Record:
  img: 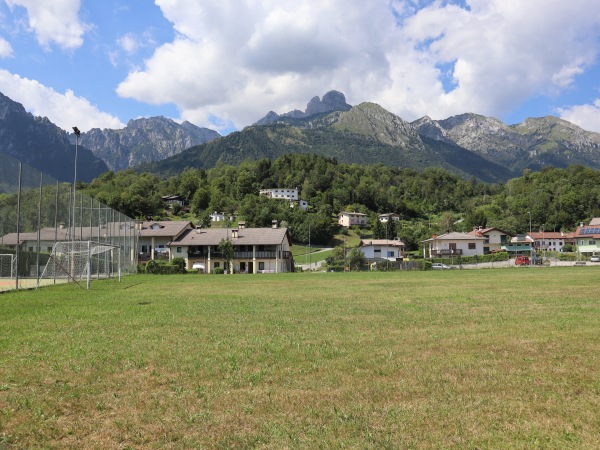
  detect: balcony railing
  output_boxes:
[431,249,463,256]
[187,250,292,260]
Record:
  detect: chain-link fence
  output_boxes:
[0,152,137,292]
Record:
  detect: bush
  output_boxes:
[213,267,225,275]
[142,259,187,275]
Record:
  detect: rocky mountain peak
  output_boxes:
[254,90,352,125]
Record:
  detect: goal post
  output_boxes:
[0,254,16,278]
[41,241,120,289]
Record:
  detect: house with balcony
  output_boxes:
[501,234,534,255]
[169,222,293,273]
[467,226,511,254]
[137,220,193,261]
[422,232,486,259]
[573,223,600,255]
[359,239,405,262]
[338,211,368,227]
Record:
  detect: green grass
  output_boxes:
[1,268,600,448]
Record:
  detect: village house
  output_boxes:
[338,211,368,227]
[528,230,575,253]
[573,221,600,255]
[168,222,293,273]
[259,188,308,210]
[422,232,486,259]
[161,195,185,208]
[501,234,534,255]
[137,220,193,261]
[467,226,511,254]
[359,239,405,262]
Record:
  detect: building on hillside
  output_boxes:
[137,220,193,261]
[422,232,486,259]
[161,195,185,208]
[169,222,293,273]
[378,213,400,223]
[573,224,600,255]
[467,226,511,254]
[259,188,299,201]
[528,230,575,253]
[359,239,405,262]
[338,211,368,227]
[260,188,308,210]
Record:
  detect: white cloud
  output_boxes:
[0,69,124,131]
[558,100,600,133]
[0,37,13,57]
[115,0,600,130]
[5,0,88,49]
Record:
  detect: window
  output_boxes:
[468,243,476,250]
[177,247,182,253]
[589,240,596,246]
[47,247,52,252]
[259,262,265,270]
[387,251,395,257]
[214,262,220,268]
[374,248,381,253]
[29,247,33,252]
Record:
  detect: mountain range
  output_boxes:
[2,90,600,184]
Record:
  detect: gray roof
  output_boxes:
[138,221,192,238]
[171,227,290,247]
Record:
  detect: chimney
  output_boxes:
[135,220,143,230]
[272,219,278,229]
[59,222,65,229]
[232,228,238,239]
[195,225,202,234]
[238,221,246,229]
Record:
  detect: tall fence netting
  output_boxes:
[0,152,137,291]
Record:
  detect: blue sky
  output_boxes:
[1,0,600,135]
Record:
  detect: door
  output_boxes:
[248,262,254,274]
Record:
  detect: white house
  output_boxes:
[467,226,511,254]
[259,188,299,201]
[338,211,368,227]
[528,230,575,253]
[359,239,405,261]
[422,232,486,259]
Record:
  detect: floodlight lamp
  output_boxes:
[72,126,81,137]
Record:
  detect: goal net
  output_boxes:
[0,254,15,278]
[41,241,120,284]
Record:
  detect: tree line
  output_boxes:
[77,154,600,249]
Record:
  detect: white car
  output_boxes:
[432,263,452,270]
[591,255,600,262]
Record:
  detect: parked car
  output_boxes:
[531,255,543,265]
[591,255,600,262]
[432,263,452,270]
[515,255,530,266]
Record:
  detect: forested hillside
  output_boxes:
[79,155,600,249]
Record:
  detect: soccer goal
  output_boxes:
[41,241,121,288]
[0,254,16,278]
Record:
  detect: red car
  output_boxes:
[515,255,530,266]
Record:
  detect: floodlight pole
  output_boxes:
[72,127,81,243]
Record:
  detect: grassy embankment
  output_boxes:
[1,268,599,448]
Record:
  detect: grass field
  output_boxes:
[1,268,600,448]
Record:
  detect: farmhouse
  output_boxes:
[422,232,486,259]
[378,213,400,223]
[169,223,293,273]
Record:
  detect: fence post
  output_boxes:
[15,163,22,290]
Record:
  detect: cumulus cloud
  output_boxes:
[114,0,600,131]
[0,69,124,131]
[5,0,88,49]
[0,37,13,57]
[558,100,600,133]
